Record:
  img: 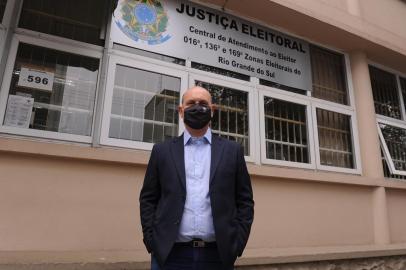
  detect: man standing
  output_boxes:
[140,86,254,270]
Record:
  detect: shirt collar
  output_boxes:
[184,128,212,146]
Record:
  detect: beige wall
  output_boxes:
[299,0,406,39]
[248,178,374,249]
[387,189,406,244]
[359,0,406,39]
[0,153,144,251]
[319,0,348,12]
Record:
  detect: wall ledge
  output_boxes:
[1,136,406,189]
[239,243,406,265]
[0,136,151,166]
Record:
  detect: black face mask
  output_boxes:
[183,104,212,129]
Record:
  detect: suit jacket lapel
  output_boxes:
[170,134,186,192]
[210,135,225,185]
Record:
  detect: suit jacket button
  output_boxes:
[174,220,180,225]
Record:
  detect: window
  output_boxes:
[258,55,360,173]
[259,91,315,169]
[310,45,349,105]
[0,36,101,142]
[18,0,107,45]
[369,65,402,119]
[312,103,359,172]
[264,97,309,163]
[0,0,105,143]
[109,65,179,143]
[370,64,406,179]
[316,108,354,168]
[258,45,359,172]
[378,121,406,177]
[100,55,187,150]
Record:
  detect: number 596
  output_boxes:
[27,75,48,85]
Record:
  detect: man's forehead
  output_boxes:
[182,87,212,103]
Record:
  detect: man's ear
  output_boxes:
[178,105,184,119]
[210,104,217,118]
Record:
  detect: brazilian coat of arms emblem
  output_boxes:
[115,0,171,45]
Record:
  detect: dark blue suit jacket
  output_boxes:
[139,134,254,267]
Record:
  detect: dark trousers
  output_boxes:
[151,244,233,270]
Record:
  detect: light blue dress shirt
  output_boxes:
[176,128,216,242]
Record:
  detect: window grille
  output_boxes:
[316,108,354,168]
[310,45,348,105]
[19,0,106,45]
[369,66,401,119]
[108,65,180,143]
[263,97,309,163]
[195,80,249,155]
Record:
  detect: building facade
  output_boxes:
[0,0,405,269]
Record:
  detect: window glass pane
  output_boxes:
[191,62,250,81]
[379,123,406,174]
[18,0,105,46]
[369,66,401,119]
[310,45,348,105]
[263,97,309,163]
[3,43,99,136]
[381,149,406,180]
[0,0,6,23]
[195,81,249,155]
[400,77,406,115]
[109,65,180,144]
[316,108,354,168]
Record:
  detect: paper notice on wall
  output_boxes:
[18,67,54,91]
[4,95,34,128]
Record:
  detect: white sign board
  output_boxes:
[18,67,54,91]
[4,95,34,128]
[111,0,312,91]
